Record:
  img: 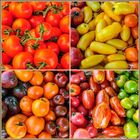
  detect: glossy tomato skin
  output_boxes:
[12,52,33,69]
[2,52,11,64]
[12,18,31,35]
[2,10,13,26]
[60,52,69,69]
[57,34,69,53]
[61,3,70,16]
[51,27,62,38]
[30,2,46,11]
[3,35,23,58]
[34,49,58,69]
[60,15,69,33]
[29,15,44,28]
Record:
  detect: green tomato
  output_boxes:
[118,90,129,100]
[76,23,89,35]
[124,71,130,78]
[124,121,138,138]
[121,98,133,110]
[133,71,138,79]
[126,108,136,119]
[116,75,128,88]
[133,109,139,123]
[124,80,138,94]
[129,94,138,108]
[130,77,138,83]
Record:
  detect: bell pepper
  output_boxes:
[101,2,121,22]
[90,41,117,54]
[86,1,101,12]
[95,19,107,34]
[113,2,135,15]
[77,31,95,51]
[120,25,130,41]
[107,54,126,62]
[81,55,105,68]
[96,22,122,42]
[84,6,93,23]
[133,109,138,123]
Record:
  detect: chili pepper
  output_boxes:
[84,6,93,23]
[120,25,130,41]
[86,1,101,12]
[95,19,107,34]
[84,47,94,57]
[107,54,126,62]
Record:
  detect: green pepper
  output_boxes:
[118,89,129,100]
[124,80,138,94]
[116,75,128,88]
[129,94,138,108]
[133,71,138,79]
[124,121,138,138]
[126,108,136,119]
[133,109,138,123]
[121,97,133,110]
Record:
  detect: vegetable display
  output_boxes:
[71,1,138,69]
[2,70,69,138]
[2,2,70,69]
[70,70,138,138]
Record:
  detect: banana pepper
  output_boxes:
[84,6,93,23]
[86,1,101,12]
[96,19,107,34]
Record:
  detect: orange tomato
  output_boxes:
[24,134,36,138]
[32,98,50,117]
[125,47,138,62]
[44,110,56,121]
[27,86,44,99]
[22,111,33,117]
[6,114,27,138]
[38,131,52,138]
[14,70,33,82]
[29,71,43,86]
[44,71,54,82]
[128,62,138,69]
[131,26,138,39]
[20,96,33,113]
[124,14,138,27]
[25,116,45,135]
[44,82,59,99]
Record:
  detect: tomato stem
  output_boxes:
[38,62,47,69]
[26,62,34,69]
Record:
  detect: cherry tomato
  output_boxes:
[12,52,33,69]
[61,3,70,16]
[30,2,46,11]
[45,42,60,55]
[2,10,13,26]
[2,52,12,65]
[51,27,62,38]
[57,34,69,53]
[34,49,58,69]
[60,52,70,69]
[12,18,31,35]
[3,35,23,58]
[70,84,81,96]
[60,15,69,33]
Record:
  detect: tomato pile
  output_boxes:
[70,70,138,138]
[71,1,138,69]
[2,2,70,69]
[2,70,69,138]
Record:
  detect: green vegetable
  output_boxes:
[115,71,124,74]
[130,76,138,83]
[124,80,138,94]
[126,108,136,119]
[129,94,138,108]
[121,97,133,110]
[118,89,129,100]
[133,71,138,79]
[133,109,138,123]
[124,121,138,138]
[116,75,128,88]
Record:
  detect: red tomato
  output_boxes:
[60,52,69,69]
[70,84,81,96]
[35,23,52,40]
[12,18,31,35]
[29,16,44,28]
[45,42,60,55]
[131,26,138,39]
[60,15,69,33]
[2,25,14,40]
[51,2,63,7]
[34,49,58,69]
[57,34,69,53]
[45,11,63,27]
[61,3,70,16]
[3,35,23,58]
[25,41,46,55]
[51,27,62,38]
[70,122,77,138]
[2,10,13,26]
[30,2,46,11]
[10,2,33,19]
[2,52,12,64]
[12,52,33,69]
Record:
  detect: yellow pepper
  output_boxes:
[120,25,130,41]
[86,1,101,12]
[81,55,105,68]
[127,36,134,46]
[84,6,93,23]
[96,22,122,42]
[103,14,113,25]
[76,23,89,35]
[92,65,104,69]
[95,12,105,25]
[101,2,121,22]
[113,2,135,15]
[107,54,126,62]
[85,47,94,57]
[105,61,128,69]
[106,39,127,50]
[88,19,96,31]
[90,41,117,54]
[96,19,107,35]
[77,31,95,51]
